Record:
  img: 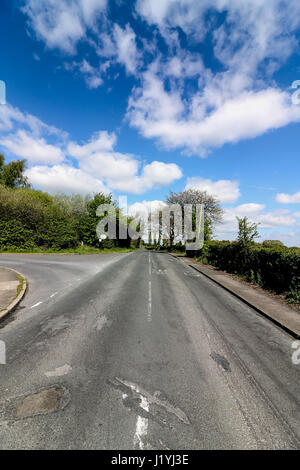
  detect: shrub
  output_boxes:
[198,241,300,299]
[0,185,78,249]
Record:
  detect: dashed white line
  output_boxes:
[30,301,43,309]
[148,281,152,323]
[148,252,152,322]
[50,292,58,298]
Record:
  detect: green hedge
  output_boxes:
[199,241,300,296]
[0,186,78,249]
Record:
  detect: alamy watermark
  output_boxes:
[0,80,6,105]
[95,196,205,251]
[291,80,300,105]
[291,341,300,365]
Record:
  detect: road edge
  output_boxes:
[171,255,300,339]
[0,268,27,321]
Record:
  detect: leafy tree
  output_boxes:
[166,189,224,224]
[0,154,30,189]
[262,240,285,248]
[0,185,78,249]
[162,189,223,246]
[79,193,114,246]
[236,217,260,246]
[52,192,91,222]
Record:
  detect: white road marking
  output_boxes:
[155,269,167,275]
[50,292,58,298]
[121,381,149,450]
[147,252,152,322]
[30,302,42,309]
[148,281,152,323]
[184,271,200,277]
[134,395,149,450]
[45,364,72,377]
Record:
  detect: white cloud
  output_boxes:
[0,103,181,195]
[128,74,300,155]
[276,191,300,204]
[0,103,66,138]
[112,24,140,75]
[0,130,64,164]
[22,0,107,54]
[76,59,103,89]
[263,231,300,248]
[69,133,183,194]
[185,177,240,203]
[128,200,167,217]
[218,205,296,234]
[68,130,116,157]
[127,1,300,154]
[214,204,298,244]
[136,1,300,68]
[25,165,109,195]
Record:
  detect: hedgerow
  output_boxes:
[198,241,300,299]
[0,186,78,249]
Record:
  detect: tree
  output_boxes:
[166,189,224,224]
[236,217,260,246]
[79,193,114,247]
[165,189,223,244]
[0,154,30,189]
[262,240,285,248]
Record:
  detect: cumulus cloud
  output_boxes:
[128,71,300,155]
[136,0,300,68]
[25,165,109,195]
[0,130,65,164]
[128,200,167,217]
[68,130,116,157]
[217,204,296,234]
[21,1,300,156]
[69,132,183,194]
[276,191,300,204]
[126,1,300,154]
[22,1,140,82]
[0,103,182,195]
[185,177,241,203]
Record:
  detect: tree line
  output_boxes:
[0,155,134,251]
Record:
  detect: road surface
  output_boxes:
[0,251,299,449]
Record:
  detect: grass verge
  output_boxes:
[0,246,135,255]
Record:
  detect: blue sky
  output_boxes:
[1,0,300,245]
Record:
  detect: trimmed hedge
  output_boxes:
[199,241,300,296]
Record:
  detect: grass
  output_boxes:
[0,274,26,312]
[15,274,25,298]
[0,246,136,255]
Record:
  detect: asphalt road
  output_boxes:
[0,250,299,450]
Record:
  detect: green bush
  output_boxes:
[0,185,78,249]
[198,241,300,300]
